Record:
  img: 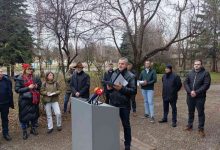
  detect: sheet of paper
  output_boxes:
[113,74,128,86]
[48,92,56,96]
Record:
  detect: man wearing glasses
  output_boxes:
[184,60,211,138]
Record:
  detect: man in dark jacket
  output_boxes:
[139,60,157,123]
[127,63,137,116]
[102,62,114,104]
[107,57,136,150]
[0,68,14,141]
[70,62,90,99]
[158,64,182,127]
[184,60,211,138]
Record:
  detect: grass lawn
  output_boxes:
[210,72,220,83]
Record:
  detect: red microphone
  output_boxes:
[88,87,104,104]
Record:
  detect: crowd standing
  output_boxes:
[0,59,211,150]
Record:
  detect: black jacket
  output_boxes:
[108,69,136,108]
[14,74,41,123]
[102,69,114,94]
[0,75,14,108]
[70,71,90,99]
[184,67,211,98]
[162,72,182,101]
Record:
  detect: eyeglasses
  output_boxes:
[194,64,201,65]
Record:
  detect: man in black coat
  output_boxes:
[184,60,211,138]
[102,62,114,104]
[70,62,90,99]
[107,57,136,150]
[0,68,14,141]
[158,64,182,127]
[127,63,137,116]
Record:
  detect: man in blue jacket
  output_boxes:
[0,68,14,141]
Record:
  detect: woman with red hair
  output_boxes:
[14,64,41,140]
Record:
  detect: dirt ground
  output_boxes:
[0,84,220,150]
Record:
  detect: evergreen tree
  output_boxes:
[0,0,33,66]
[120,32,134,63]
[194,0,220,71]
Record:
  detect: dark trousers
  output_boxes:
[120,108,131,147]
[0,104,10,135]
[130,95,136,112]
[163,99,177,123]
[105,93,110,104]
[187,96,206,130]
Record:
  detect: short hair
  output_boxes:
[45,71,55,81]
[144,60,151,63]
[119,57,129,63]
[194,59,202,65]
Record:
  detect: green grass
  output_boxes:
[210,72,220,83]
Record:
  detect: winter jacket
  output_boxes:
[65,70,74,94]
[0,75,14,108]
[14,74,41,123]
[70,71,90,99]
[162,72,182,101]
[108,69,136,108]
[184,67,211,98]
[139,68,157,90]
[40,80,61,104]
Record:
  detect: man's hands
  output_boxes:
[75,92,80,97]
[107,83,123,91]
[191,91,197,98]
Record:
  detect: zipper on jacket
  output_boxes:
[192,72,197,90]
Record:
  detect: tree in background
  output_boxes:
[193,0,220,72]
[0,0,33,76]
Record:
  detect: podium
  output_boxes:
[71,97,120,150]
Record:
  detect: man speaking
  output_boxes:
[107,57,136,150]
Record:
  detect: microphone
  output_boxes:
[88,87,104,104]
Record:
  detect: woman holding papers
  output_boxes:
[41,72,62,134]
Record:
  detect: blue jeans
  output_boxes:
[64,93,71,113]
[141,90,154,117]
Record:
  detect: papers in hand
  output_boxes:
[48,92,56,96]
[113,74,128,86]
[137,80,145,86]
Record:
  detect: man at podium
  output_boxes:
[107,57,136,150]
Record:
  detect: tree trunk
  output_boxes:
[11,65,14,77]
[7,66,10,76]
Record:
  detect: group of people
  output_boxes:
[0,58,211,150]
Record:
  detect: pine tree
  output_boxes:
[194,0,220,72]
[0,0,33,66]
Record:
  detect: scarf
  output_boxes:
[23,75,40,105]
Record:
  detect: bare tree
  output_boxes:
[96,0,202,73]
[34,0,98,79]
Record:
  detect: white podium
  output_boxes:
[71,97,120,150]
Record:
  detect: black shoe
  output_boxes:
[3,134,12,141]
[125,145,130,150]
[23,130,28,140]
[149,117,155,123]
[57,126,62,131]
[158,119,168,123]
[47,129,53,134]
[144,114,149,118]
[172,122,177,127]
[30,127,38,135]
